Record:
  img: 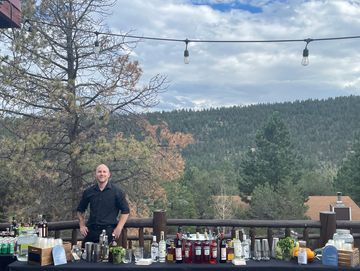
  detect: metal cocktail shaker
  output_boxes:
[85,242,93,262]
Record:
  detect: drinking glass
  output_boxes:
[253,239,262,261]
[271,237,279,258]
[134,247,143,263]
[123,249,132,263]
[262,239,270,260]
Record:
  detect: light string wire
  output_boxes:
[21,18,360,65]
[24,18,360,43]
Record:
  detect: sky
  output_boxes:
[106,0,360,111]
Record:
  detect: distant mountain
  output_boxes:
[145,95,360,171]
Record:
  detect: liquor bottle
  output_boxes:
[158,231,166,263]
[177,226,185,258]
[184,232,193,263]
[99,229,106,245]
[108,234,117,263]
[209,230,218,264]
[10,216,18,237]
[166,240,175,263]
[41,215,48,237]
[36,215,43,237]
[151,235,159,262]
[242,231,251,260]
[233,230,242,260]
[194,232,202,263]
[297,240,307,265]
[101,235,109,262]
[175,233,183,263]
[203,231,210,263]
[226,240,234,263]
[219,233,227,263]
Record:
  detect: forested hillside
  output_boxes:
[146,95,360,171]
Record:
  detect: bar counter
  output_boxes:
[6,260,360,271]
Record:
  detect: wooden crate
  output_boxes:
[338,248,360,268]
[28,242,72,266]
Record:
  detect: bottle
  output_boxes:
[37,214,43,237]
[297,240,307,265]
[233,230,242,260]
[10,216,18,237]
[101,235,109,262]
[203,231,210,263]
[175,233,183,263]
[219,233,227,263]
[41,215,48,237]
[166,240,175,263]
[108,234,117,263]
[209,230,218,264]
[194,232,202,263]
[151,235,159,262]
[99,229,106,245]
[184,232,193,263]
[226,240,234,263]
[243,233,251,260]
[158,231,166,263]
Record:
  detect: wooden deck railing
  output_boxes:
[2,210,360,251]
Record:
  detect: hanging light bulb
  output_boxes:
[301,39,312,66]
[94,31,100,55]
[184,39,190,64]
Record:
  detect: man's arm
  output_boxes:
[77,211,89,237]
[113,213,129,239]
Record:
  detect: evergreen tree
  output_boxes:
[238,112,303,196]
[334,136,360,205]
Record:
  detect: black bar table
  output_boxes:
[0,255,16,271]
[6,260,360,271]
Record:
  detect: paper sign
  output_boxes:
[52,245,67,266]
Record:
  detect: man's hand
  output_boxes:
[79,225,89,237]
[113,226,122,239]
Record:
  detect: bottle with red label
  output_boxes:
[209,230,218,264]
[219,232,227,263]
[175,233,183,263]
[203,231,211,263]
[194,232,203,263]
[184,232,193,263]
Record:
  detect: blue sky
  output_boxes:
[107,0,360,111]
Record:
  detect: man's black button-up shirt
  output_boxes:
[76,182,130,227]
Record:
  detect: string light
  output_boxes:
[301,38,312,66]
[22,19,360,66]
[184,39,190,64]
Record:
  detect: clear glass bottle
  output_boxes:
[297,240,307,265]
[158,231,166,263]
[151,235,159,262]
[233,230,242,260]
[16,229,38,261]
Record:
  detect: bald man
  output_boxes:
[77,164,130,245]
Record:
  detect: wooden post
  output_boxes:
[71,229,77,245]
[267,228,273,251]
[139,228,144,247]
[121,228,128,248]
[153,210,167,242]
[320,211,336,247]
[249,227,255,254]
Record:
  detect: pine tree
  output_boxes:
[238,112,303,196]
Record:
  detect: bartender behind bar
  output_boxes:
[77,164,130,246]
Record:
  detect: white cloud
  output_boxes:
[107,0,360,111]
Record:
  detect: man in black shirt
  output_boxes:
[77,164,130,245]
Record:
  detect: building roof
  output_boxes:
[305,196,360,220]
